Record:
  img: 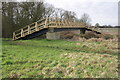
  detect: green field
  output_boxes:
[2,38,118,78]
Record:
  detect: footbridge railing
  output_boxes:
[13,18,86,40]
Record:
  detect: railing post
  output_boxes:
[77,22,79,27]
[13,32,15,40]
[75,22,78,26]
[76,22,78,27]
[55,18,59,27]
[44,18,48,28]
[74,22,76,26]
[64,20,67,26]
[62,20,65,26]
[67,20,70,26]
[68,21,70,26]
[67,20,69,26]
[58,19,61,28]
[28,25,30,34]
[21,29,23,37]
[71,21,74,27]
[35,22,38,31]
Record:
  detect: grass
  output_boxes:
[2,38,118,78]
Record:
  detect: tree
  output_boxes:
[79,13,91,26]
[95,23,100,28]
[108,25,112,28]
[44,3,55,18]
[53,8,65,19]
[2,1,45,38]
[57,8,65,19]
[63,11,77,21]
[2,2,17,38]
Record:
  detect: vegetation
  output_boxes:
[101,34,114,40]
[79,32,100,39]
[61,31,114,40]
[2,38,118,78]
[79,13,91,26]
[95,23,100,28]
[2,2,45,38]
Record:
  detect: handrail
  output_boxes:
[13,18,86,40]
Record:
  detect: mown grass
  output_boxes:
[2,38,118,78]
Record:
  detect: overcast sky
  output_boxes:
[45,0,119,26]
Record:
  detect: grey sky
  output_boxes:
[118,1,120,26]
[45,0,119,26]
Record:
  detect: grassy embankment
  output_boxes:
[2,38,118,78]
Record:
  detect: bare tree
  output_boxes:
[44,3,55,18]
[53,8,65,20]
[79,13,91,26]
[63,11,77,21]
[58,8,65,20]
[95,23,99,28]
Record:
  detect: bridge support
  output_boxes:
[46,28,60,40]
[48,28,54,32]
[46,32,60,40]
[80,29,86,34]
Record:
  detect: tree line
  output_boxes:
[2,1,91,38]
[94,23,119,28]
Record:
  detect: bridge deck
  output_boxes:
[13,18,100,40]
[13,18,86,40]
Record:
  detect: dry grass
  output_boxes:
[60,30,116,41]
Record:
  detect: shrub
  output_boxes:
[101,34,113,40]
[65,34,74,39]
[80,32,100,39]
[60,31,75,39]
[61,31,114,40]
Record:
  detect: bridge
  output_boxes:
[13,18,101,40]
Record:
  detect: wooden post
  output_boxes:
[58,20,61,28]
[44,18,48,28]
[67,20,69,26]
[62,20,64,26]
[74,22,76,27]
[68,21,70,26]
[60,20,63,27]
[76,22,78,27]
[68,20,70,26]
[21,29,23,37]
[73,22,75,26]
[28,25,30,34]
[65,20,67,26]
[35,22,38,31]
[71,21,74,27]
[55,18,59,27]
[74,22,76,26]
[13,32,15,40]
